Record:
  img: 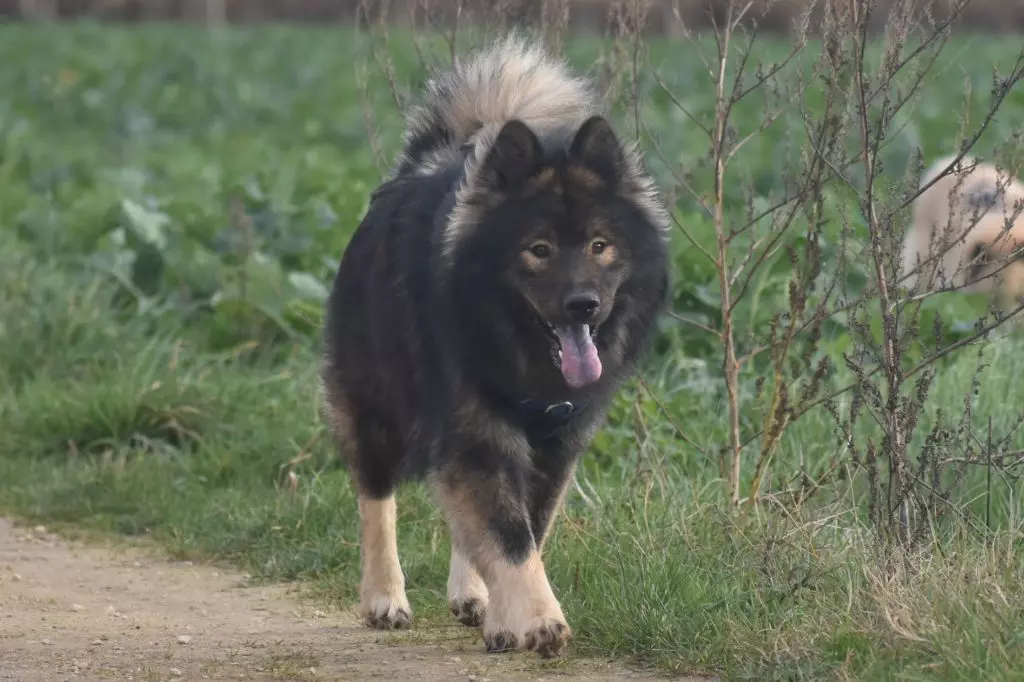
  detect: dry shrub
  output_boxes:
[350,0,1024,549]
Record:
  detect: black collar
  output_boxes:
[514,397,587,442]
[484,385,590,443]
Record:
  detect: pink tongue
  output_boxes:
[555,325,602,389]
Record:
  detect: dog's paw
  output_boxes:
[483,616,571,657]
[449,596,486,627]
[484,629,517,653]
[522,616,571,658]
[447,549,488,627]
[359,595,412,630]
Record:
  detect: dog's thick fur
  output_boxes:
[321,35,671,657]
[901,154,1024,303]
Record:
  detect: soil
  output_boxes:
[0,519,709,682]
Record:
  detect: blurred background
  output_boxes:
[4,0,1024,33]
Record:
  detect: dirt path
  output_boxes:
[0,519,705,682]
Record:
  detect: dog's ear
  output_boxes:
[569,116,626,185]
[477,120,543,191]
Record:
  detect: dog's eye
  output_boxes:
[529,242,552,259]
[590,240,608,255]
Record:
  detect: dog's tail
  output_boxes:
[395,33,601,176]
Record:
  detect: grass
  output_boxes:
[1,21,1024,681]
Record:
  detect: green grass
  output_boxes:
[1,21,1024,681]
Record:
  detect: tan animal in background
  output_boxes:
[901,154,1024,306]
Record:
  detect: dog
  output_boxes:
[320,34,671,657]
[901,154,1024,304]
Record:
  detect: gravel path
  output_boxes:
[0,519,706,681]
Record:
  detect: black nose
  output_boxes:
[564,292,600,322]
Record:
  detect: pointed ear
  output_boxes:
[569,116,627,185]
[477,120,543,191]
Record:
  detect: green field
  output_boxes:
[1,22,1024,681]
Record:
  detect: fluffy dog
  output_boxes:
[320,34,671,657]
[901,154,1024,303]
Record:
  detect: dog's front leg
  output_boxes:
[433,456,570,658]
[528,441,584,552]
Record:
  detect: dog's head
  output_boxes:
[963,213,1024,303]
[449,116,669,391]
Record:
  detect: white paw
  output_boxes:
[481,553,571,658]
[449,596,487,627]
[484,614,571,658]
[447,549,489,627]
[359,593,411,630]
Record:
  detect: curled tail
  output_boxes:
[395,33,601,176]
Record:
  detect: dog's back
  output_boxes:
[322,165,457,487]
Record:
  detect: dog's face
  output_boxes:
[453,117,664,390]
[509,195,630,389]
[964,214,1024,303]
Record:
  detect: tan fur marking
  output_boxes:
[590,238,618,268]
[481,548,569,656]
[566,165,605,191]
[447,546,489,624]
[526,167,561,195]
[521,240,554,272]
[521,251,547,272]
[357,495,411,629]
[433,481,570,656]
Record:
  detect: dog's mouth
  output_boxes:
[539,319,602,389]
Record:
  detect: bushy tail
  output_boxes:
[395,34,601,176]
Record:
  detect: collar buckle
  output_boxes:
[543,401,575,420]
